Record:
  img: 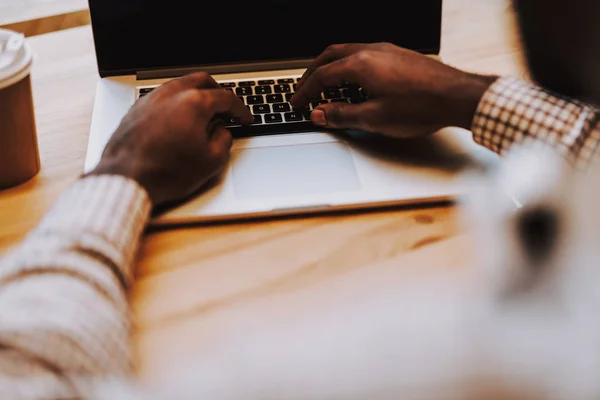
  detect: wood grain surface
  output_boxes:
[0,0,89,36]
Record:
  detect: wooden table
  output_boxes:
[0,0,527,393]
[0,0,89,37]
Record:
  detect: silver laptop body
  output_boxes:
[84,0,498,225]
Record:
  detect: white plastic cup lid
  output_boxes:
[0,28,33,91]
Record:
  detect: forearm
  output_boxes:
[0,175,151,398]
[471,77,600,169]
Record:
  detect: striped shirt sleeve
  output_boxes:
[471,77,600,170]
[0,175,151,399]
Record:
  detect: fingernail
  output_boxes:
[311,109,327,126]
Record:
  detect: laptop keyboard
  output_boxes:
[137,76,367,139]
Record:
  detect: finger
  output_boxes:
[201,89,253,124]
[291,56,363,107]
[311,101,379,131]
[208,123,233,166]
[297,43,373,91]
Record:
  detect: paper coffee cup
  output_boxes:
[0,28,39,189]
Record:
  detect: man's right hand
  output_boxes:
[290,43,498,138]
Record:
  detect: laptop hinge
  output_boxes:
[136,59,314,81]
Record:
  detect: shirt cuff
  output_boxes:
[31,175,152,284]
[471,76,600,169]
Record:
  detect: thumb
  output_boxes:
[311,101,376,130]
[208,123,233,166]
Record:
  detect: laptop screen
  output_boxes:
[89,0,443,77]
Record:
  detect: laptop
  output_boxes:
[84,0,498,225]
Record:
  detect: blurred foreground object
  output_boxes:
[464,142,600,399]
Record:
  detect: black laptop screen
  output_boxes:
[89,0,443,77]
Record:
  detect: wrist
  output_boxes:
[449,73,499,130]
[86,156,155,205]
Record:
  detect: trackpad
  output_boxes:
[231,141,361,199]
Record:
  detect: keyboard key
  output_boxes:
[292,104,310,112]
[350,96,366,104]
[274,84,291,93]
[273,103,291,112]
[236,87,253,96]
[285,93,294,102]
[246,95,264,105]
[219,82,236,88]
[225,117,241,126]
[324,89,342,99]
[331,98,348,103]
[284,111,303,122]
[342,87,360,98]
[252,114,263,124]
[238,81,256,87]
[266,94,284,103]
[258,79,275,85]
[253,104,271,114]
[255,85,272,95]
[292,105,311,120]
[224,88,233,92]
[139,87,155,94]
[293,83,297,91]
[311,99,328,109]
[264,113,283,123]
[278,78,295,84]
[228,120,315,139]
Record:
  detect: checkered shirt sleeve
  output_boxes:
[471,77,600,170]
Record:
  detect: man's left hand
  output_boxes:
[88,72,253,206]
